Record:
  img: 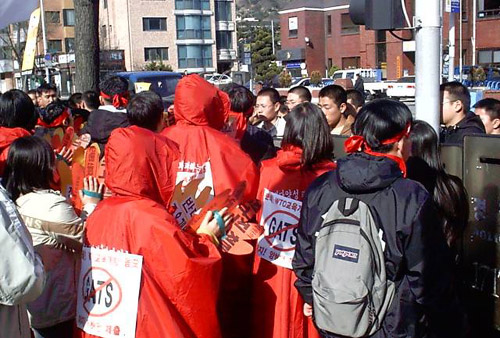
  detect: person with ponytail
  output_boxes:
[293,99,462,338]
[79,76,130,154]
[251,103,335,338]
[405,120,469,251]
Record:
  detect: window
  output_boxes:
[478,49,500,64]
[63,9,75,26]
[216,31,232,49]
[45,11,60,24]
[178,45,212,68]
[101,25,107,39]
[103,0,108,9]
[176,16,211,39]
[215,1,232,21]
[328,58,333,69]
[65,38,75,52]
[341,13,359,35]
[288,17,298,38]
[48,40,62,53]
[175,0,210,10]
[327,15,332,35]
[341,56,360,69]
[143,18,167,31]
[144,47,169,61]
[0,46,11,60]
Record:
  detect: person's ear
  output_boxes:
[492,118,500,130]
[274,102,280,113]
[395,138,405,159]
[99,96,106,106]
[454,100,464,113]
[339,102,347,114]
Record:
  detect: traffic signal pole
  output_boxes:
[415,0,442,134]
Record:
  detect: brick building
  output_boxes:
[278,0,500,80]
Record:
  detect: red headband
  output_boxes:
[344,123,411,177]
[37,108,70,129]
[100,91,129,109]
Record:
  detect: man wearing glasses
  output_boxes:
[250,88,286,147]
[440,81,485,145]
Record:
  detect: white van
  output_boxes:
[332,69,382,82]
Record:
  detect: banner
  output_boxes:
[0,0,38,30]
[21,8,40,72]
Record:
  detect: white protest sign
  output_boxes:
[257,189,302,269]
[76,247,143,338]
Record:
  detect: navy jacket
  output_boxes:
[293,153,462,338]
[440,111,485,145]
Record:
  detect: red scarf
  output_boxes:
[100,91,129,109]
[37,109,70,128]
[344,123,410,177]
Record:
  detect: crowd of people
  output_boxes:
[0,73,498,338]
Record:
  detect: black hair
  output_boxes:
[282,102,333,169]
[352,99,412,153]
[0,89,37,130]
[82,90,100,110]
[319,84,347,106]
[407,120,469,247]
[346,89,365,109]
[288,86,312,102]
[474,98,500,119]
[440,81,471,112]
[68,92,82,109]
[27,89,37,96]
[257,88,280,104]
[40,101,67,124]
[36,83,57,96]
[3,136,55,201]
[127,91,163,131]
[279,96,290,115]
[99,75,129,98]
[228,85,255,115]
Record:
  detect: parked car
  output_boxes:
[290,77,333,88]
[386,76,416,100]
[205,73,233,86]
[115,71,183,108]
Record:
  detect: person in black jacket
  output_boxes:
[440,81,485,145]
[79,76,130,155]
[293,99,462,338]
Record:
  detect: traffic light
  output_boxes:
[349,0,406,30]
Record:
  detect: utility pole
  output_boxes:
[271,19,275,55]
[472,0,477,65]
[39,0,50,83]
[448,10,455,82]
[415,0,442,134]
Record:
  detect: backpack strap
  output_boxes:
[338,198,360,217]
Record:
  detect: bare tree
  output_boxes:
[74,0,99,92]
[0,22,28,70]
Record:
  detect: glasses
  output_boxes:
[442,99,457,105]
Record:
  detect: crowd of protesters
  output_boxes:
[0,73,497,338]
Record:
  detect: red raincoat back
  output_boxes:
[74,126,223,338]
[0,127,31,175]
[162,74,259,204]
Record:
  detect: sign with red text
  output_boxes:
[76,247,143,338]
[257,189,302,269]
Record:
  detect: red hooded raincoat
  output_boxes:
[74,126,223,338]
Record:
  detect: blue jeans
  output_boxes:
[32,319,74,338]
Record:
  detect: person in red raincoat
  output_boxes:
[0,90,37,175]
[251,103,336,338]
[74,125,229,338]
[162,74,259,338]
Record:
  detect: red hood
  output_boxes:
[174,75,226,130]
[105,126,179,206]
[277,145,335,172]
[0,127,31,150]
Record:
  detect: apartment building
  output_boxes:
[100,0,237,74]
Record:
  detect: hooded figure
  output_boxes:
[74,126,223,338]
[0,127,30,174]
[162,75,259,338]
[162,74,259,210]
[252,145,335,338]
